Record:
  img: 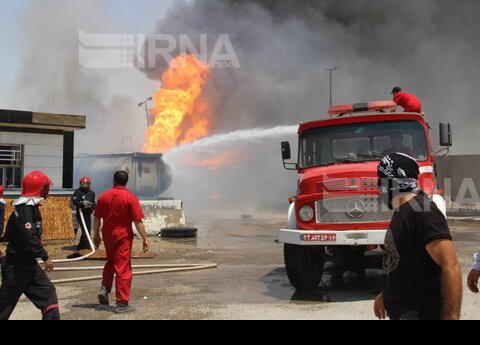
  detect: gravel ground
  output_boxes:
[2,217,480,320]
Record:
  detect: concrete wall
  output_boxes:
[140,200,186,236]
[436,155,480,204]
[0,132,64,187]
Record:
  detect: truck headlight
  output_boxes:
[299,205,314,222]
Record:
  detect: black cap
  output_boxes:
[391,87,402,94]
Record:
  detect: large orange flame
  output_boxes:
[143,55,210,153]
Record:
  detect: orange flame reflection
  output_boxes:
[184,151,245,171]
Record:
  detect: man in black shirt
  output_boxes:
[374,153,462,320]
[0,171,59,320]
[72,177,96,251]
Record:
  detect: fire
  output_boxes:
[184,151,245,171]
[143,55,211,153]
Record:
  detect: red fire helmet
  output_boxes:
[80,176,92,184]
[22,171,52,198]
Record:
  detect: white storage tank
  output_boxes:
[74,153,173,198]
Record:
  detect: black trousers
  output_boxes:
[75,210,92,251]
[0,261,60,320]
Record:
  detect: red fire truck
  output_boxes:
[280,101,453,291]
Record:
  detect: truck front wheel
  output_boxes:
[284,244,325,291]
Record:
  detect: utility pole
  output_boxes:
[138,97,153,127]
[325,67,338,107]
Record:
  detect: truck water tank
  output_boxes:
[74,153,173,198]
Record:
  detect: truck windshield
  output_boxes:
[299,121,429,169]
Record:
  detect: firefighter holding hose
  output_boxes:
[72,177,96,251]
[0,171,60,320]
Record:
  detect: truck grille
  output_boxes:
[316,196,394,224]
[361,178,379,191]
[320,179,348,192]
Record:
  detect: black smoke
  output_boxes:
[142,0,480,154]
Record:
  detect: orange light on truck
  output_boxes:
[328,101,397,117]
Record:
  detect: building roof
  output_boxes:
[0,109,86,132]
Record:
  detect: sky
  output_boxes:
[0,1,25,90]
[0,0,178,154]
[0,0,175,102]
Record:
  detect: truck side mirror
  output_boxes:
[440,123,453,147]
[281,142,297,171]
[281,142,292,161]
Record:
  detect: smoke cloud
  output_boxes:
[165,126,298,217]
[7,1,480,216]
[9,0,151,155]
[138,0,480,216]
[144,0,480,154]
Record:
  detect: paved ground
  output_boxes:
[3,217,480,320]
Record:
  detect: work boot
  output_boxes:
[66,252,82,260]
[98,287,110,306]
[114,304,136,314]
[76,240,90,251]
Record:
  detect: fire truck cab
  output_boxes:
[280,101,453,291]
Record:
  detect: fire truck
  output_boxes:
[280,101,453,291]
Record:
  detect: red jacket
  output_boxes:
[94,186,144,242]
[393,92,422,113]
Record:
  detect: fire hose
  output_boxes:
[42,211,217,284]
[50,263,218,285]
[51,210,96,264]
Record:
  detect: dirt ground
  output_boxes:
[2,217,480,320]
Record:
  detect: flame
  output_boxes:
[143,55,211,153]
[184,151,245,171]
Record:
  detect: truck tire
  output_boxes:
[284,244,325,291]
[160,227,198,238]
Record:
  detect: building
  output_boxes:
[0,109,86,241]
[0,109,86,189]
[437,156,480,208]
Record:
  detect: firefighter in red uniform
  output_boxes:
[0,171,60,320]
[391,87,423,113]
[94,171,149,314]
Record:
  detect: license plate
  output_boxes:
[301,233,337,243]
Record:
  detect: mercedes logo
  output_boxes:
[346,200,367,219]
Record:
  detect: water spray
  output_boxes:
[167,125,298,157]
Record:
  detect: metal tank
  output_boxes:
[74,153,173,198]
